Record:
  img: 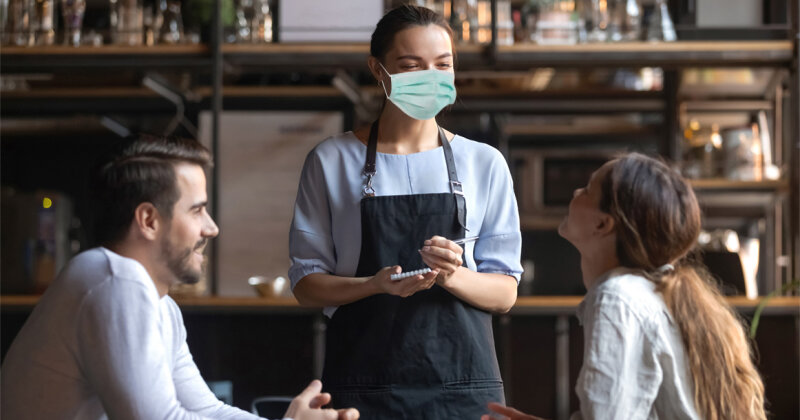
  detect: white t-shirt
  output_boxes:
[289,131,524,317]
[1,247,266,420]
[572,267,700,420]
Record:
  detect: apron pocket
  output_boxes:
[443,379,504,390]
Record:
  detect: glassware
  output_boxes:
[475,0,492,44]
[529,0,578,45]
[5,0,34,46]
[32,0,54,45]
[252,0,271,43]
[157,0,182,44]
[646,0,676,42]
[450,0,470,43]
[496,0,513,45]
[60,0,84,46]
[233,0,251,42]
[234,0,271,43]
[586,0,609,42]
[607,0,640,41]
[111,0,143,45]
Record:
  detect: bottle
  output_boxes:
[158,0,182,44]
[646,0,676,42]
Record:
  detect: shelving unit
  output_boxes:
[2,2,798,417]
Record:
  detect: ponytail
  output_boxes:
[657,264,767,420]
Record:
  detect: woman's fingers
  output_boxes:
[419,251,460,273]
[420,244,462,265]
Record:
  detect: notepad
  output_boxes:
[390,268,432,281]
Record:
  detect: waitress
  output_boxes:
[289,5,522,418]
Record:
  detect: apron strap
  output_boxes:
[362,120,379,197]
[438,126,468,231]
[363,120,468,230]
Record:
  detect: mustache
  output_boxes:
[194,239,208,252]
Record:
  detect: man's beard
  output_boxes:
[163,236,207,285]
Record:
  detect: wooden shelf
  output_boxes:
[3,294,797,315]
[689,179,790,191]
[221,43,486,69]
[495,41,794,68]
[2,45,209,55]
[6,41,784,72]
[1,45,211,71]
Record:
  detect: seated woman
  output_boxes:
[484,153,766,420]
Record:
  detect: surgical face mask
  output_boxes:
[379,63,457,120]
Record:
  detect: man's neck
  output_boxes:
[106,241,170,297]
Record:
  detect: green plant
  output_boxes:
[748,279,800,339]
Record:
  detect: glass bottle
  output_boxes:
[586,0,608,42]
[60,0,85,46]
[157,0,182,44]
[5,0,34,46]
[646,0,676,42]
[32,0,54,45]
[251,0,271,43]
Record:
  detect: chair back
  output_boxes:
[251,396,293,418]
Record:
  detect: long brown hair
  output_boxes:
[599,153,766,420]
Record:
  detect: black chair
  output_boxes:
[251,396,293,419]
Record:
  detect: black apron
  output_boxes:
[322,120,504,419]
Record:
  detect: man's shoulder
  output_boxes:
[59,248,159,313]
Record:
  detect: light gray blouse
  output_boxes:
[572,267,700,420]
[289,131,523,317]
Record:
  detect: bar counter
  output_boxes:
[3,294,798,315]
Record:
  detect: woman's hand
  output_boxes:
[418,235,463,287]
[481,402,546,420]
[370,265,439,298]
[284,380,359,420]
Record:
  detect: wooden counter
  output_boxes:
[3,294,797,315]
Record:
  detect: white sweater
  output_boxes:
[1,247,265,420]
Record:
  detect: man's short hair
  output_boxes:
[91,135,212,247]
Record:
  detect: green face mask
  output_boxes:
[380,63,457,120]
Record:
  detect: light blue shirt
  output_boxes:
[289,131,523,317]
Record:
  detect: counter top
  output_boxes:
[2,295,797,316]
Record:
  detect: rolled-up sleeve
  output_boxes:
[288,149,336,289]
[473,150,523,281]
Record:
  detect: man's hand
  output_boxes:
[283,380,359,420]
[481,402,546,420]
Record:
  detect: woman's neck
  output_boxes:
[580,251,621,290]
[375,105,440,154]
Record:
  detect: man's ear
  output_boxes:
[133,202,161,241]
[595,213,616,237]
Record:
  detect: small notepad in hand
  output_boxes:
[390,268,432,281]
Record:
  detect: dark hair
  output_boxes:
[91,135,212,246]
[370,5,455,62]
[599,153,766,420]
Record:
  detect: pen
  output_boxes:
[452,236,479,245]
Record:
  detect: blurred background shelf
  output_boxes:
[1,45,212,71]
[494,41,794,68]
[3,41,789,72]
